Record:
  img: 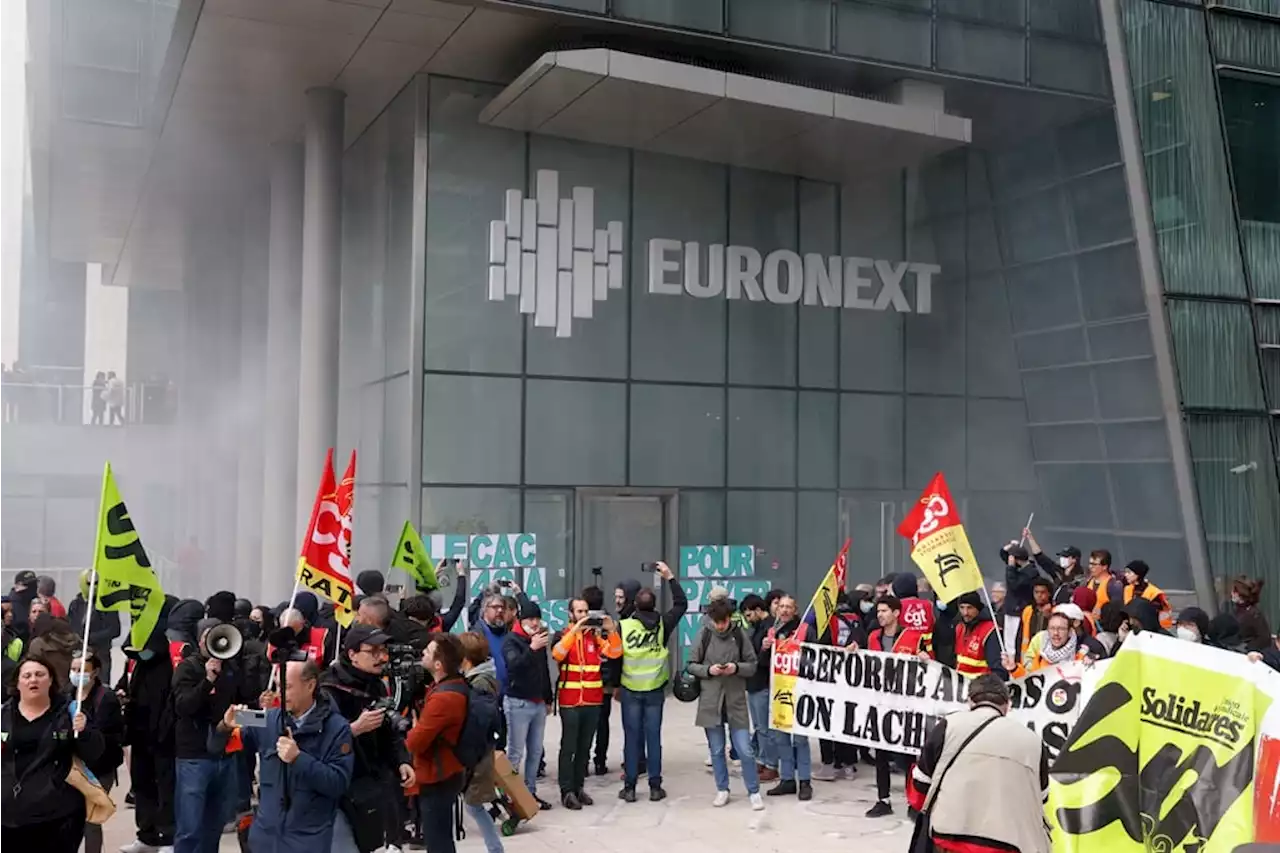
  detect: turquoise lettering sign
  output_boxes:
[427,533,537,568]
[678,579,773,611]
[679,545,755,578]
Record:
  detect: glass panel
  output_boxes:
[966,399,1037,490]
[727,388,796,488]
[525,490,573,600]
[798,391,838,489]
[905,274,965,393]
[1220,76,1280,299]
[631,152,727,383]
[579,496,665,606]
[835,2,932,66]
[1121,0,1249,296]
[1038,463,1116,529]
[799,180,838,388]
[728,169,797,386]
[1005,257,1081,332]
[1094,358,1162,420]
[1103,420,1170,461]
[728,0,832,50]
[1057,111,1122,178]
[524,380,627,486]
[1030,38,1108,96]
[839,393,903,489]
[1088,318,1154,361]
[422,374,522,484]
[797,491,840,592]
[1167,300,1265,410]
[1068,168,1133,249]
[905,396,966,489]
[613,0,723,31]
[1259,307,1280,409]
[936,20,1025,82]
[425,78,525,373]
[421,487,522,535]
[841,178,905,392]
[966,273,1022,397]
[679,490,725,545]
[1030,0,1100,40]
[1187,416,1280,611]
[1030,424,1104,462]
[630,383,725,487]
[997,189,1070,265]
[941,0,1023,27]
[727,491,796,582]
[1209,14,1280,75]
[525,137,630,378]
[1077,244,1146,321]
[1110,462,1182,532]
[524,0,603,10]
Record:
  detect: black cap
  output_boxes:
[518,599,543,621]
[12,570,36,587]
[1057,546,1082,560]
[343,624,392,653]
[1007,545,1029,561]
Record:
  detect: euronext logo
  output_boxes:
[489,171,940,338]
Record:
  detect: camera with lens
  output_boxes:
[369,697,411,735]
[585,610,607,628]
[385,643,423,680]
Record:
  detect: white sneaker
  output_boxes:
[713,790,730,807]
[750,792,765,811]
[731,758,742,768]
[119,843,158,853]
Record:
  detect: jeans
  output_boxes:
[776,732,812,783]
[557,705,600,795]
[620,687,664,789]
[235,748,255,813]
[503,696,547,797]
[418,778,463,853]
[746,689,776,769]
[705,726,759,795]
[174,756,236,853]
[464,803,504,853]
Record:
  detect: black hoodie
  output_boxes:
[1123,598,1167,636]
[166,599,203,651]
[115,603,177,752]
[319,659,410,781]
[628,578,688,646]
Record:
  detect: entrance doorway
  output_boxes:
[574,491,674,608]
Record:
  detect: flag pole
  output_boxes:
[978,583,1007,662]
[73,567,99,738]
[1018,512,1035,548]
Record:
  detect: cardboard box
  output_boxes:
[493,751,539,821]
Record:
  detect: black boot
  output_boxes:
[577,790,595,806]
[562,792,582,810]
[619,786,637,803]
[767,781,797,797]
[798,781,813,801]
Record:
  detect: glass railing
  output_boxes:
[0,380,176,426]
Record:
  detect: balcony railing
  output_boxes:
[0,380,176,426]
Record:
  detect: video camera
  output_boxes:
[369,697,412,735]
[385,642,423,680]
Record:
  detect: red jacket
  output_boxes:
[406,675,468,785]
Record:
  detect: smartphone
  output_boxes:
[641,561,658,573]
[497,579,514,588]
[590,565,604,577]
[235,708,269,729]
[585,610,606,627]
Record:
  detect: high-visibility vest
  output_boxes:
[558,631,605,707]
[169,641,187,668]
[620,619,667,692]
[1020,605,1052,659]
[867,626,929,657]
[1024,635,1087,674]
[4,636,21,662]
[1088,576,1115,611]
[1123,583,1172,628]
[954,621,997,677]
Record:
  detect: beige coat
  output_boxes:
[925,706,1050,853]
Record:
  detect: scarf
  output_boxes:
[1041,631,1078,665]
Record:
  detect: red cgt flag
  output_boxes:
[296,448,356,626]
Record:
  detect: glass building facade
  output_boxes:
[334,0,1278,613]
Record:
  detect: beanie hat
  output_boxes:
[891,573,918,600]
[205,591,236,623]
[956,591,983,610]
[1126,560,1150,580]
[1072,586,1097,613]
[356,570,386,595]
[518,599,542,621]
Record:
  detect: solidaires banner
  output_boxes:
[769,642,1103,758]
[1049,632,1280,853]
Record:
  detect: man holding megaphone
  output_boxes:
[170,617,259,853]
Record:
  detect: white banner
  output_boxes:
[769,642,1109,761]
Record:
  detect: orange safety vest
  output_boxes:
[868,626,929,657]
[1081,612,1098,637]
[1019,605,1052,658]
[954,620,997,677]
[557,631,606,708]
[1025,643,1087,674]
[1088,575,1116,611]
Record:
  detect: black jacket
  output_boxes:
[75,680,126,778]
[66,594,122,659]
[1,695,105,826]
[319,661,411,781]
[171,652,257,759]
[9,586,38,641]
[502,627,554,703]
[745,619,772,693]
[387,609,432,651]
[165,599,204,649]
[114,633,176,752]
[998,547,1060,618]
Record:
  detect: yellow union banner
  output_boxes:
[1049,631,1273,852]
[897,472,983,602]
[92,462,165,650]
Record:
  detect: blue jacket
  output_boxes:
[211,695,353,853]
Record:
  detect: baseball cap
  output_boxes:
[343,624,392,653]
[1007,545,1030,561]
[12,570,37,587]
[1056,546,1082,560]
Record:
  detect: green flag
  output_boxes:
[390,521,438,591]
[92,462,165,649]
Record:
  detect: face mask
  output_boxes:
[1175,626,1200,643]
[1059,557,1071,569]
[69,672,91,688]
[859,600,873,614]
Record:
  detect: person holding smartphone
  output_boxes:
[552,598,621,809]
[501,600,555,810]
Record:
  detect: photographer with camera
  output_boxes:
[552,598,620,809]
[319,624,415,853]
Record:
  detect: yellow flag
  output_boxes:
[390,521,438,591]
[897,472,983,603]
[796,539,850,643]
[92,463,165,649]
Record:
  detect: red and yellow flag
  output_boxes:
[795,539,850,644]
[296,449,356,627]
[896,473,983,603]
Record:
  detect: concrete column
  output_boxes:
[235,194,268,596]
[261,142,304,603]
[295,89,345,546]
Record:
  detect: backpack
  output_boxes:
[674,624,746,703]
[436,681,501,773]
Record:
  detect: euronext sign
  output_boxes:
[647,239,939,314]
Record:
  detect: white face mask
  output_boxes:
[859,600,873,614]
[1059,556,1071,569]
[69,672,91,689]
[1176,626,1200,643]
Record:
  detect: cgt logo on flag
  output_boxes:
[488,169,624,338]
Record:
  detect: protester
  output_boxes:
[988,582,1006,614]
[740,594,778,782]
[1084,550,1122,613]
[171,618,257,853]
[907,674,1050,853]
[118,610,178,853]
[1175,606,1210,645]
[766,594,813,802]
[214,660,354,853]
[953,592,1006,679]
[9,570,39,641]
[320,624,414,853]
[998,536,1058,656]
[1121,560,1171,627]
[552,597,620,809]
[70,650,125,853]
[1006,611,1086,676]
[1051,545,1086,605]
[688,597,763,810]
[1054,603,1106,659]
[1,597,21,683]
[469,586,519,695]
[1071,586,1099,636]
[459,633,505,853]
[1119,597,1167,643]
[67,569,122,684]
[166,598,204,654]
[1207,613,1247,653]
[1228,576,1271,652]
[618,561,687,803]
[36,575,67,619]
[284,592,334,663]
[502,599,555,810]
[1,656,104,852]
[585,583,619,776]
[815,591,866,780]
[1093,601,1125,657]
[1018,578,1055,660]
[406,633,470,853]
[865,595,932,817]
[25,613,81,682]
